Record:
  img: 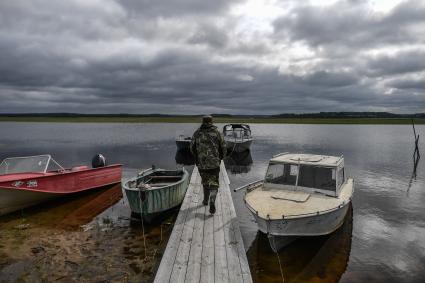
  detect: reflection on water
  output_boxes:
[0,184,175,282]
[224,150,253,174]
[0,122,424,282]
[175,147,254,174]
[59,184,123,230]
[248,205,353,283]
[0,184,121,229]
[175,148,195,165]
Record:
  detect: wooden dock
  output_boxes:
[154,162,252,283]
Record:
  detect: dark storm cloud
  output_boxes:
[120,0,239,17]
[367,50,425,76]
[0,0,424,114]
[187,23,229,49]
[389,79,425,91]
[299,70,358,87]
[273,0,425,49]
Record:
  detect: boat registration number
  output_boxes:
[12,180,38,188]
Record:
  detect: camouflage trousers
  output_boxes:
[198,168,220,189]
[199,168,220,204]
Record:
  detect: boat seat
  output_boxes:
[148,183,177,186]
[150,176,182,179]
[138,183,176,188]
[147,178,181,184]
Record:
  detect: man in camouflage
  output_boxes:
[190,115,226,214]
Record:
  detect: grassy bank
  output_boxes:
[0,116,424,124]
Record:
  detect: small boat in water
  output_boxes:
[242,153,354,252]
[123,167,189,222]
[0,154,122,216]
[223,124,253,153]
[176,135,192,150]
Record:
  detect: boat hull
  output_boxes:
[0,165,122,216]
[266,204,350,252]
[0,188,58,215]
[253,202,350,236]
[124,169,189,222]
[251,202,350,252]
[225,139,252,152]
[176,140,191,150]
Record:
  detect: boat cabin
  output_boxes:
[223,124,252,140]
[264,153,345,197]
[0,155,64,175]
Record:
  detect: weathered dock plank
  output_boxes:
[154,162,252,283]
[220,164,252,283]
[185,195,206,283]
[200,200,215,283]
[219,170,244,283]
[154,168,199,283]
[213,180,229,283]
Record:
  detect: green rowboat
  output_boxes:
[123,167,189,222]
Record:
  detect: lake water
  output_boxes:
[0,122,424,282]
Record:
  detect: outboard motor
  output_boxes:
[92,154,106,168]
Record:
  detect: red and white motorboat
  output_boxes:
[0,154,122,216]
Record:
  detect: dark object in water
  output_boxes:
[92,154,106,168]
[175,149,195,165]
[410,119,420,181]
[176,135,192,150]
[224,150,253,174]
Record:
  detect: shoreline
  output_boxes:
[0,186,172,282]
[0,117,424,124]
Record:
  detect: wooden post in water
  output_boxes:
[411,119,420,177]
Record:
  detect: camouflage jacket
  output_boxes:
[190,123,226,170]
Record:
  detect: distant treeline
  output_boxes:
[270,112,425,118]
[1,112,424,119]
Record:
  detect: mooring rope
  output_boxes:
[137,188,147,260]
[275,250,285,283]
[226,140,238,158]
[230,141,237,155]
[267,220,285,283]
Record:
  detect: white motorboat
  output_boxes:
[243,153,354,252]
[223,124,253,153]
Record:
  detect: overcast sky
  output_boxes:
[0,0,424,114]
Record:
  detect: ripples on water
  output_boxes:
[0,123,424,282]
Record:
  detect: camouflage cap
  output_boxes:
[202,115,213,124]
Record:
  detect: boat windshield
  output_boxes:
[265,162,340,192]
[0,155,51,174]
[298,165,336,192]
[224,126,251,139]
[265,163,298,186]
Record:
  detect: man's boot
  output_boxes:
[202,185,210,206]
[209,188,218,214]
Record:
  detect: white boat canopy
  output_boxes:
[223,124,252,137]
[270,153,343,167]
[265,153,345,197]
